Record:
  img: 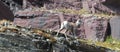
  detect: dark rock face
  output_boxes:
[0,1,14,21]
[110,16,120,40]
[104,0,120,8]
[1,0,22,14]
[0,34,38,52]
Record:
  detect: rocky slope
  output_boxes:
[0,0,120,52]
[0,20,116,52]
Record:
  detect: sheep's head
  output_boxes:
[75,19,82,27]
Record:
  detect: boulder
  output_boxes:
[84,16,108,41]
[110,16,120,40]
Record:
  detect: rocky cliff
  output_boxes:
[0,21,115,52]
[0,0,120,52]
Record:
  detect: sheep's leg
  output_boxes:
[56,29,63,37]
[64,29,69,40]
[73,28,77,38]
[56,30,59,37]
[73,30,76,38]
[70,27,76,39]
[56,23,64,36]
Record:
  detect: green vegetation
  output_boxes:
[33,7,113,19]
[54,8,112,19]
[79,36,120,51]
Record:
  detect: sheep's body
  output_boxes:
[56,19,82,39]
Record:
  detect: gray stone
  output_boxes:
[110,16,120,40]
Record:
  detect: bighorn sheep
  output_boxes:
[56,19,82,39]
